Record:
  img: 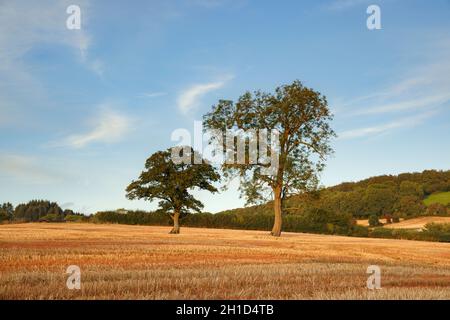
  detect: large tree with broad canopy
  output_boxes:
[203,80,335,236]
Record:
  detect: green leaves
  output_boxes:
[126,147,220,218]
[203,80,335,202]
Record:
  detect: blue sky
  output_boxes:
[1,0,449,214]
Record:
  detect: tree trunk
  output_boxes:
[169,211,180,234]
[271,185,282,237]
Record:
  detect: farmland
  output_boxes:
[384,216,450,230]
[357,216,450,230]
[1,223,450,299]
[424,192,450,206]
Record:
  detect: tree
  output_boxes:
[0,203,14,222]
[64,209,75,216]
[13,200,62,222]
[426,203,448,216]
[203,80,335,236]
[395,195,425,218]
[339,188,365,217]
[368,214,381,227]
[126,147,220,234]
[392,212,401,223]
[399,181,423,198]
[363,184,397,217]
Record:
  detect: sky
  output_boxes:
[0,0,449,214]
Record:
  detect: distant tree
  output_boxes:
[399,181,424,198]
[395,195,426,218]
[364,184,397,217]
[368,214,381,227]
[126,147,220,234]
[0,208,8,222]
[340,189,365,217]
[423,170,448,194]
[0,203,14,222]
[426,203,448,216]
[204,80,335,236]
[13,200,63,222]
[63,209,75,216]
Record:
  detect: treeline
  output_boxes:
[219,169,450,221]
[92,209,450,242]
[93,208,360,236]
[2,170,450,242]
[0,200,88,223]
[329,170,450,195]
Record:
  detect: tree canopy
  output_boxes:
[203,80,335,236]
[13,200,64,222]
[126,147,220,233]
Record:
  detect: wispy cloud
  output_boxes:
[0,154,64,184]
[0,0,101,126]
[355,93,450,115]
[339,37,450,114]
[339,111,437,140]
[59,107,132,148]
[335,39,450,139]
[0,0,94,68]
[138,92,167,98]
[177,76,233,114]
[339,59,450,116]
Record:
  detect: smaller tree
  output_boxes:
[0,208,9,222]
[368,214,381,227]
[395,195,426,218]
[364,184,397,217]
[0,203,14,222]
[426,203,448,216]
[126,147,220,234]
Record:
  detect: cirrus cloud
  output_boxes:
[58,107,133,148]
[177,75,233,114]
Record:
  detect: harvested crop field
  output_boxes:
[383,217,450,230]
[1,223,450,299]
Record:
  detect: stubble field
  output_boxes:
[1,223,450,299]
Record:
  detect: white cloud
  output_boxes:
[177,76,232,114]
[338,41,450,117]
[339,111,437,140]
[335,39,450,139]
[0,0,100,126]
[0,0,93,67]
[0,154,63,184]
[340,60,450,116]
[138,92,167,98]
[61,107,132,148]
[356,93,450,115]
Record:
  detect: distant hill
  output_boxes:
[217,169,450,219]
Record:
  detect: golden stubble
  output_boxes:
[1,223,450,299]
